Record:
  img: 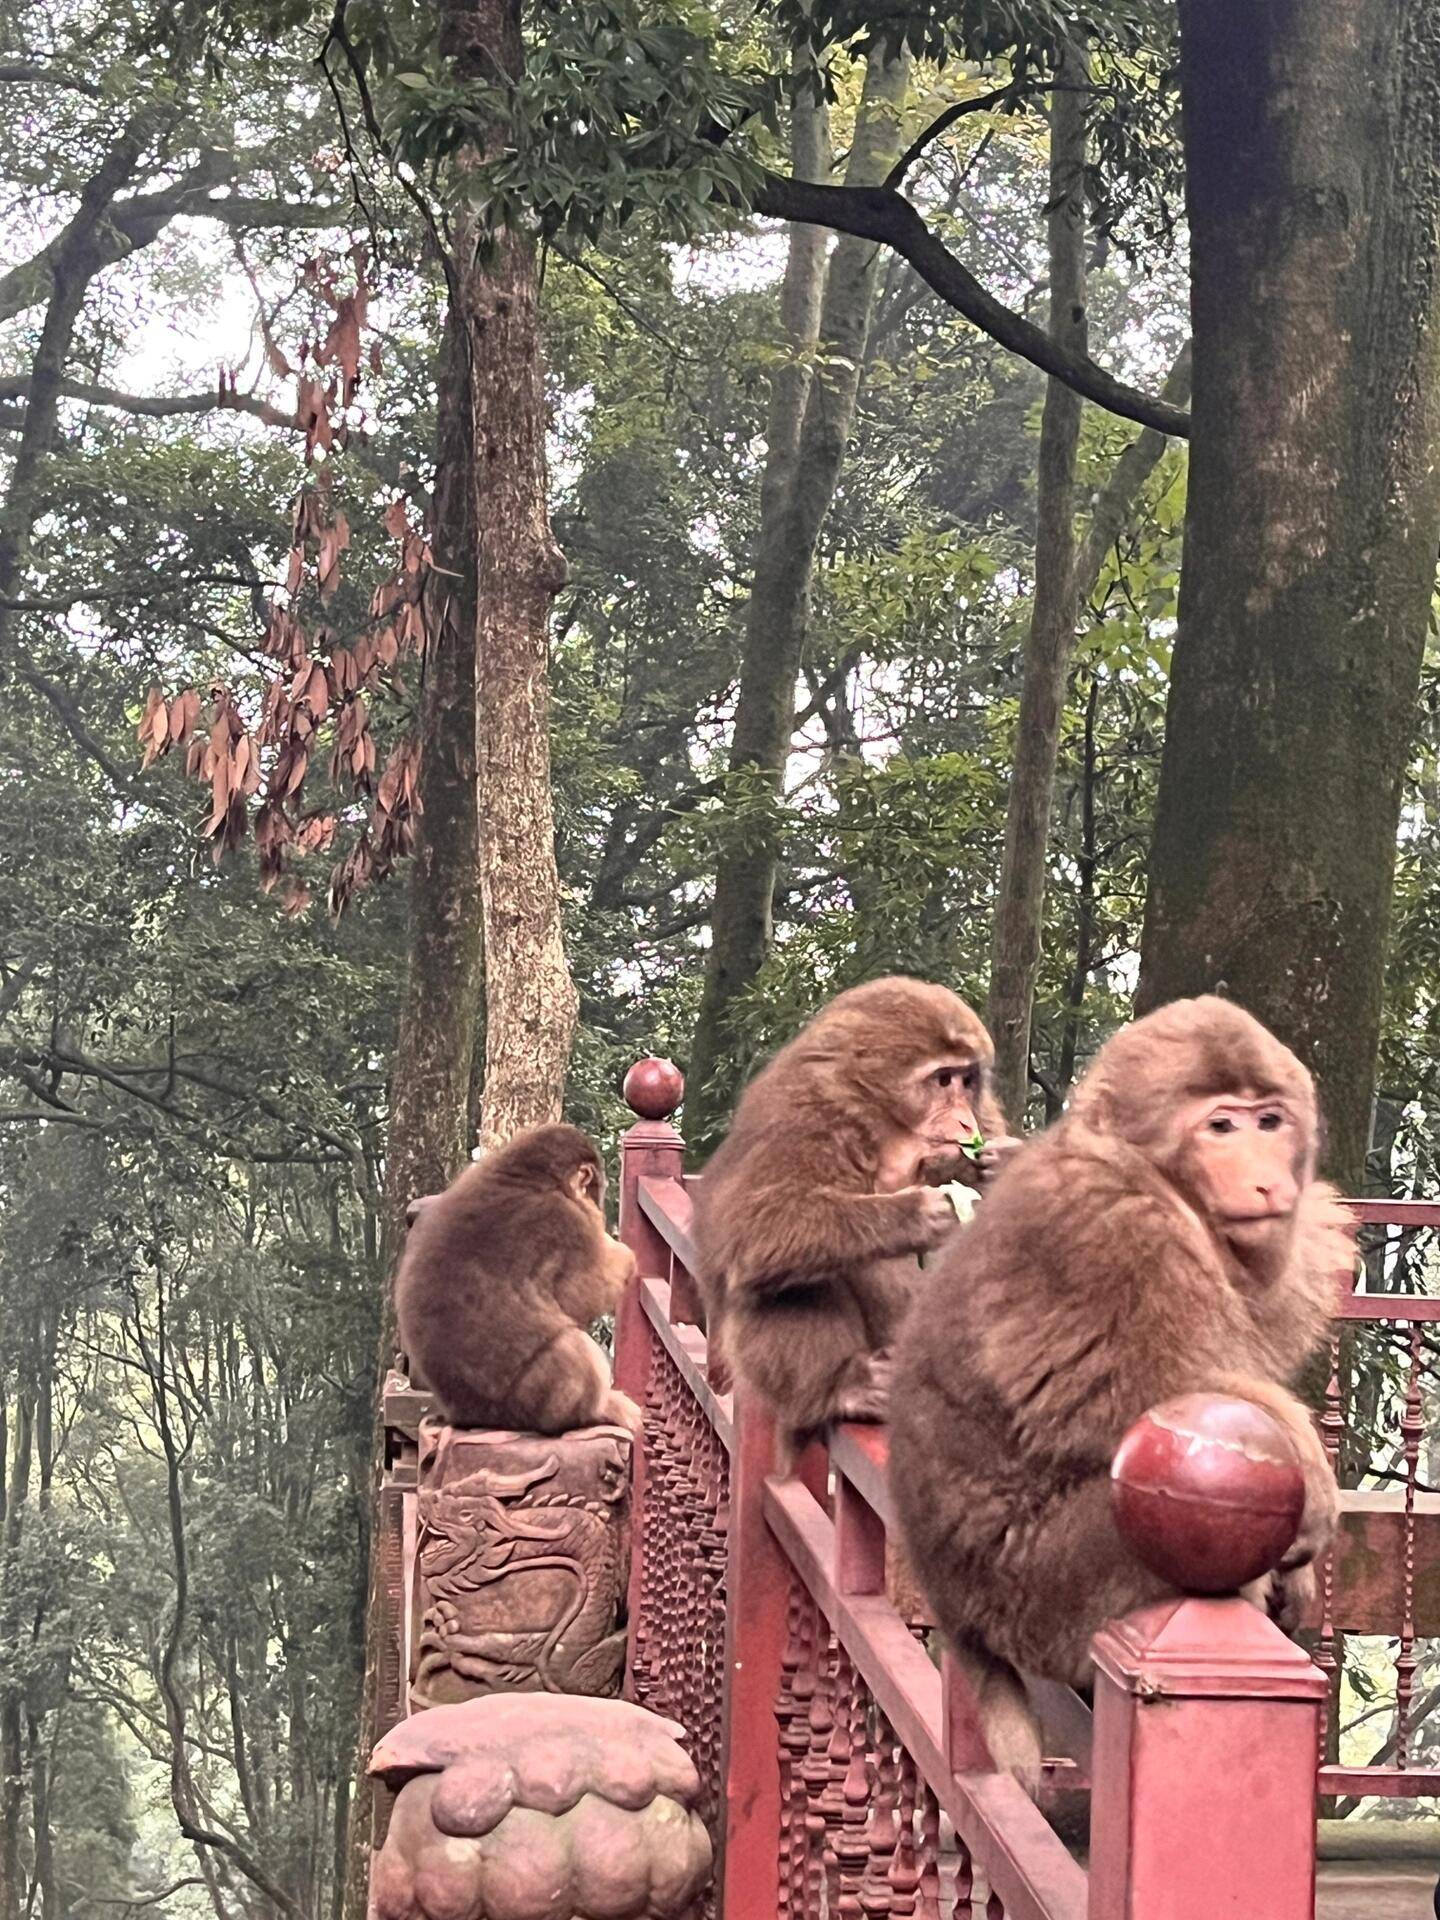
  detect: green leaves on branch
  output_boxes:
[368,4,777,246]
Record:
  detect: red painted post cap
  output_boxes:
[1111,1392,1305,1593]
[622,1056,685,1121]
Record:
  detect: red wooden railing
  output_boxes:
[613,1069,1440,1918]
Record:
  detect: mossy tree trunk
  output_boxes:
[1137,1,1440,1187]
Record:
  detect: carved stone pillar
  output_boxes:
[409,1420,634,1711]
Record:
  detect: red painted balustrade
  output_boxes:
[613,1064,1440,1918]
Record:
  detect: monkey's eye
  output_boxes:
[962,1067,979,1091]
[1257,1111,1284,1131]
[1207,1115,1237,1135]
[934,1068,956,1088]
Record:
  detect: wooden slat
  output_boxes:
[829,1422,893,1526]
[1346,1200,1440,1228]
[764,1476,1087,1920]
[637,1174,698,1273]
[638,1275,734,1452]
[1318,1766,1440,1794]
[1309,1492,1440,1635]
[1336,1294,1440,1321]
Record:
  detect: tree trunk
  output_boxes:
[985,37,1089,1121]
[1136,1,1440,1186]
[337,280,485,1920]
[382,300,486,1262]
[686,47,909,1149]
[469,214,576,1147]
[340,4,573,1906]
[461,0,575,1149]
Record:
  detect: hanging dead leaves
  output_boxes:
[137,243,431,922]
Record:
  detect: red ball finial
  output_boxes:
[623,1056,685,1121]
[1111,1393,1305,1593]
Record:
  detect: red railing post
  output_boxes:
[614,1058,687,1709]
[719,1397,788,1916]
[614,1057,687,1403]
[1087,1597,1326,1919]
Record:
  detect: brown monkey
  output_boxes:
[692,977,1018,1444]
[395,1123,642,1437]
[890,996,1354,1793]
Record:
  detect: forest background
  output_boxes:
[1,0,1439,1914]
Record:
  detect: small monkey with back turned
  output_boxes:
[395,1123,642,1437]
[891,996,1354,1794]
[692,977,1020,1449]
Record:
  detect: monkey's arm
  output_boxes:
[731,1183,957,1293]
[1207,1371,1339,1567]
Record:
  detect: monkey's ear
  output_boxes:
[569,1162,601,1205]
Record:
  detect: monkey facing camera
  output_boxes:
[891,996,1355,1797]
[395,1123,641,1438]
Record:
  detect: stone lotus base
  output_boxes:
[368,1695,713,1920]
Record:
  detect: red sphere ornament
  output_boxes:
[623,1056,685,1121]
[1111,1392,1305,1593]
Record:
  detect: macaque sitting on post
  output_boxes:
[890,996,1354,1794]
[395,1123,642,1437]
[692,977,1020,1450]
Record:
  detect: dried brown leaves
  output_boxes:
[137,244,432,921]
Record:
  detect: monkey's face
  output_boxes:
[1172,1092,1308,1272]
[875,1052,998,1195]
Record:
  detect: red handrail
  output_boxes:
[615,1092,1440,1916]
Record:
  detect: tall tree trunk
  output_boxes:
[338,282,485,1920]
[1136,2,1440,1186]
[687,48,909,1149]
[340,5,572,1907]
[382,301,485,1262]
[985,37,1089,1121]
[469,201,575,1147]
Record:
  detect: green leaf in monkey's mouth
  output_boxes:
[958,1131,987,1161]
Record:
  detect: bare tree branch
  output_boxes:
[0,373,301,431]
[885,83,1031,189]
[0,60,99,96]
[0,155,347,321]
[750,172,1189,436]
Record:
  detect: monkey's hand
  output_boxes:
[1243,1561,1317,1634]
[976,1134,1024,1181]
[830,1350,892,1423]
[906,1185,965,1252]
[602,1237,638,1295]
[1281,1463,1341,1572]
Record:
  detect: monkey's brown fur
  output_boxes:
[395,1123,641,1436]
[891,996,1355,1790]
[692,977,1011,1444]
